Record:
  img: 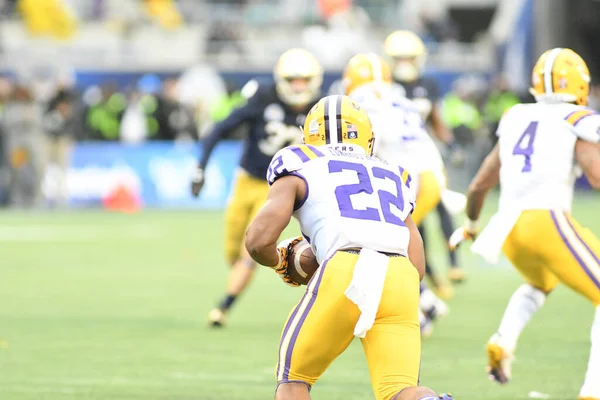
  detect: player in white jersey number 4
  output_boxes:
[245,95,454,400]
[451,48,600,399]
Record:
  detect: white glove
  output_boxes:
[449,219,478,251]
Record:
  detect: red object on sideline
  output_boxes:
[102,184,141,213]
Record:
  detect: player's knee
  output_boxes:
[275,380,311,400]
[517,283,547,306]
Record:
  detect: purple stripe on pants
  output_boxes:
[276,293,308,378]
[550,211,600,289]
[563,213,600,267]
[281,259,329,381]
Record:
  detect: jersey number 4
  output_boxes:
[329,160,407,227]
[513,121,538,172]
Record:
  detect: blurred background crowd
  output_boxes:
[0,0,599,209]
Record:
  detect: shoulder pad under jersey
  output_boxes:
[562,104,600,143]
[266,144,327,185]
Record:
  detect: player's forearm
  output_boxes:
[465,144,501,221]
[585,159,600,189]
[406,216,425,280]
[197,130,222,170]
[245,208,289,267]
[197,113,242,169]
[465,191,487,221]
[575,140,600,189]
[245,233,279,267]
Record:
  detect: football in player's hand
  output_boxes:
[286,239,319,286]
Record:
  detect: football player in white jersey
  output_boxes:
[341,53,450,335]
[245,95,454,400]
[452,48,600,399]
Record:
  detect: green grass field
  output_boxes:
[0,193,599,400]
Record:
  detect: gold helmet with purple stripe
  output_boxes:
[302,95,374,155]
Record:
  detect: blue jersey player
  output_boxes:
[190,48,323,327]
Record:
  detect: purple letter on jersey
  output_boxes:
[513,121,538,172]
[267,155,285,183]
[328,160,381,222]
[372,166,406,227]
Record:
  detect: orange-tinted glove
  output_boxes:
[269,236,304,287]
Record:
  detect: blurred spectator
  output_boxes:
[102,0,142,34]
[0,76,13,206]
[91,0,104,20]
[0,75,11,110]
[121,74,198,143]
[210,80,246,124]
[302,0,370,69]
[205,0,247,61]
[177,64,227,137]
[206,21,246,61]
[151,77,198,141]
[442,74,488,189]
[2,83,44,207]
[420,7,459,43]
[322,0,370,30]
[443,75,485,145]
[41,89,75,206]
[84,82,126,141]
[399,0,458,42]
[0,0,17,17]
[0,121,8,206]
[18,0,78,39]
[120,74,162,144]
[483,74,520,144]
[143,0,182,29]
[22,64,76,106]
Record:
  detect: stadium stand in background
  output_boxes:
[0,0,599,207]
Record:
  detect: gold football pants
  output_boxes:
[276,251,421,400]
[224,169,270,264]
[503,210,600,305]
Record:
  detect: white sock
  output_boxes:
[580,305,600,398]
[496,284,546,351]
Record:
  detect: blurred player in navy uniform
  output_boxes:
[384,30,466,293]
[191,48,323,327]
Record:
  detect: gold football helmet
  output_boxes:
[274,48,323,107]
[342,53,392,95]
[530,48,590,106]
[384,30,426,82]
[303,95,374,155]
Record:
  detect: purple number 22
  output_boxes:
[328,160,406,226]
[513,121,538,172]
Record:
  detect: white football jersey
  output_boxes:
[497,102,600,212]
[267,144,416,264]
[349,84,445,186]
